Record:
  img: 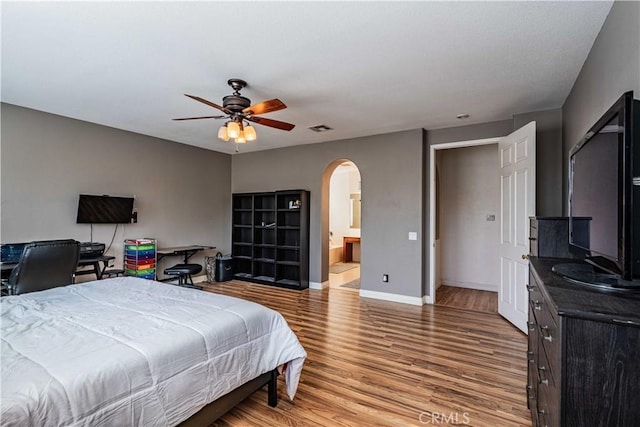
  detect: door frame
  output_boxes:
[427,137,502,304]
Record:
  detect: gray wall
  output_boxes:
[232,130,424,297]
[1,104,232,276]
[562,0,640,212]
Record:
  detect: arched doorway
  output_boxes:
[323,159,362,291]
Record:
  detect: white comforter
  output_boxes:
[0,277,306,427]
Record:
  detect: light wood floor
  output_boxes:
[435,285,498,314]
[200,280,530,427]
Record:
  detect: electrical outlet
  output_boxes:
[382,274,389,282]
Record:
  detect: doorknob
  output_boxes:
[522,254,529,260]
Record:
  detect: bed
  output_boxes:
[0,277,306,426]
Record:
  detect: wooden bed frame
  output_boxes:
[178,369,279,426]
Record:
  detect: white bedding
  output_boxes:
[0,277,306,427]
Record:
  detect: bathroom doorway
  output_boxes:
[328,161,361,291]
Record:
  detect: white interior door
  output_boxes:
[498,122,536,333]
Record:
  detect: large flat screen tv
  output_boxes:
[76,194,134,224]
[568,91,639,283]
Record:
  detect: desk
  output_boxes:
[343,237,361,263]
[1,262,16,274]
[1,262,17,281]
[75,255,116,280]
[157,245,216,264]
[1,255,116,281]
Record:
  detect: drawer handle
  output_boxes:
[533,300,542,310]
[527,321,535,331]
[537,366,549,386]
[528,237,537,241]
[540,325,553,342]
[526,284,535,292]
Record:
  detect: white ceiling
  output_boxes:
[1,1,613,155]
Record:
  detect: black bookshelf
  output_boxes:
[231,190,309,289]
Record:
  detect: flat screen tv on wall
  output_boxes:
[76,194,135,224]
[564,91,640,287]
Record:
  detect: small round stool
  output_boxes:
[164,264,203,290]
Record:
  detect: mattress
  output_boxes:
[0,277,306,426]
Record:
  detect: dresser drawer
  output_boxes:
[527,305,539,412]
[535,299,560,386]
[528,272,543,319]
[537,334,560,427]
[528,305,539,363]
[529,291,548,330]
[537,380,559,427]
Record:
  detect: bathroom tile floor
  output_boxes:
[329,263,360,291]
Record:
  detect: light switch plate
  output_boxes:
[408,232,418,240]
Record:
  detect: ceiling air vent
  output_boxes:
[308,124,333,132]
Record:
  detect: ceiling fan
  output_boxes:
[173,79,295,144]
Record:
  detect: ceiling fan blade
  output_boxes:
[184,94,232,114]
[247,116,295,131]
[173,115,226,121]
[243,98,287,115]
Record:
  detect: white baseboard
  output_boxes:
[309,281,329,290]
[441,279,498,292]
[359,289,424,306]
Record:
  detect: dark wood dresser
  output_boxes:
[527,257,640,427]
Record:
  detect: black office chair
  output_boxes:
[6,239,80,296]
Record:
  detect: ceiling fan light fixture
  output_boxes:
[175,79,294,150]
[227,121,240,138]
[244,125,257,141]
[217,124,230,141]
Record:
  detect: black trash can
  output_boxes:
[215,256,233,282]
